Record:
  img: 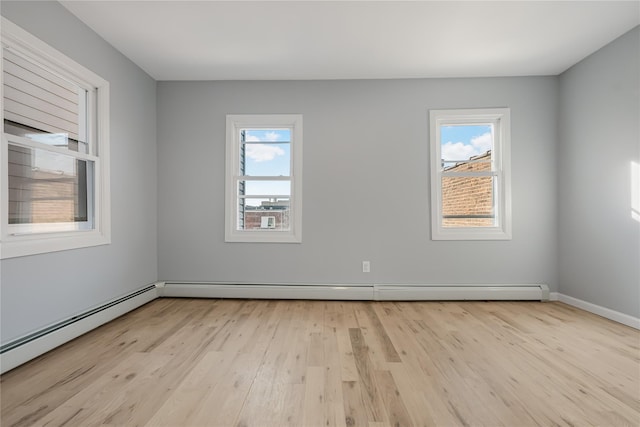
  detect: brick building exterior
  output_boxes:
[441,150,494,227]
[244,199,291,230]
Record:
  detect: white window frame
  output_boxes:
[0,18,110,258]
[225,114,302,243]
[429,108,511,240]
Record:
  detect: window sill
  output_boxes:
[225,230,301,243]
[0,231,110,259]
[432,228,512,241]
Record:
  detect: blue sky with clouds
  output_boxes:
[440,124,493,162]
[243,129,290,177]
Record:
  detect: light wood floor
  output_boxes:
[1,299,639,427]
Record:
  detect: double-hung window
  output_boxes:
[429,108,511,240]
[225,114,302,242]
[1,18,110,258]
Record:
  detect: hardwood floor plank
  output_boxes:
[1,299,638,427]
[348,328,387,423]
[353,304,393,370]
[341,381,370,427]
[372,369,412,427]
[386,362,437,427]
[322,304,349,427]
[323,366,348,427]
[302,366,326,427]
[335,327,360,383]
[365,304,401,363]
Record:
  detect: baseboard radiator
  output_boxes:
[375,285,550,301]
[0,284,158,374]
[158,282,550,302]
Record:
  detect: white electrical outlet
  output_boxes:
[362,261,370,273]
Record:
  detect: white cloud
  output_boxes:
[470,132,492,152]
[246,144,285,162]
[441,141,476,161]
[245,131,281,142]
[264,131,280,142]
[441,131,492,161]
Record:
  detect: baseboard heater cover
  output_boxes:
[0,284,159,374]
[374,284,550,301]
[159,282,549,302]
[158,283,374,300]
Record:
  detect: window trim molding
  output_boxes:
[1,17,111,259]
[225,114,302,243]
[429,108,512,241]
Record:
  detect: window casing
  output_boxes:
[225,114,302,243]
[1,18,110,258]
[430,108,511,240]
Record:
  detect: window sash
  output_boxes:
[440,175,499,227]
[239,129,292,177]
[6,137,95,234]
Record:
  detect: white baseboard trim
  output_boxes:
[0,283,160,374]
[158,282,549,302]
[553,293,640,329]
[157,282,374,300]
[374,284,549,301]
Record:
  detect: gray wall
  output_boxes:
[0,2,158,343]
[558,26,640,318]
[157,78,559,288]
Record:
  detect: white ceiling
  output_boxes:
[59,1,640,81]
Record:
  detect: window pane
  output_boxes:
[242,142,290,176]
[442,176,496,227]
[240,128,290,176]
[239,197,291,231]
[8,144,91,226]
[440,124,493,171]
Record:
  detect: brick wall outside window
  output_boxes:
[441,151,494,227]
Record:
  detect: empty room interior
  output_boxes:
[1,1,639,426]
